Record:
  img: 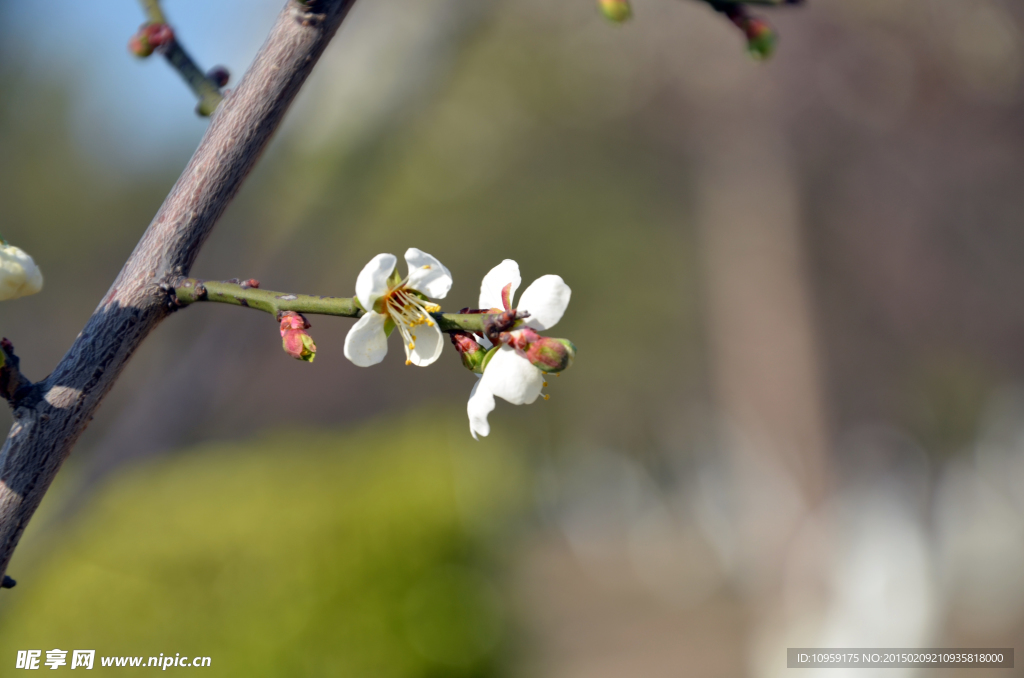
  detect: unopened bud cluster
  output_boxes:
[452,311,576,377]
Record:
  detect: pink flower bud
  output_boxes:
[279,312,316,362]
[451,331,488,373]
[128,23,175,58]
[145,23,175,48]
[279,312,310,333]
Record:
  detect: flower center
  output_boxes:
[383,284,441,365]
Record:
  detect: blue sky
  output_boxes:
[5,0,285,169]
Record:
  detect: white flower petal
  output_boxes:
[405,318,444,366]
[355,253,397,311]
[479,259,521,311]
[343,311,389,367]
[467,378,495,440]
[405,248,453,299]
[480,345,544,405]
[518,275,571,330]
[0,244,43,301]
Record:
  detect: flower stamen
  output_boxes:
[383,285,442,363]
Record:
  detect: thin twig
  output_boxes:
[162,42,224,116]
[137,0,224,116]
[0,0,359,586]
[173,278,509,333]
[139,0,167,24]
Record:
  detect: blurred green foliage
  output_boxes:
[0,412,526,677]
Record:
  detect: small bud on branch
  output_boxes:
[207,66,231,88]
[128,23,174,58]
[599,0,633,23]
[451,331,488,374]
[280,312,317,362]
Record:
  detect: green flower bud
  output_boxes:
[128,34,155,58]
[599,0,632,23]
[744,18,776,61]
[526,337,576,373]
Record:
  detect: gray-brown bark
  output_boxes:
[0,0,358,585]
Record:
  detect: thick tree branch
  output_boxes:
[173,279,509,334]
[0,0,359,587]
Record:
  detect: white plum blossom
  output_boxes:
[0,243,43,301]
[468,260,571,439]
[344,248,452,367]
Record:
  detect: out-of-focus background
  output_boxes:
[2,0,1024,675]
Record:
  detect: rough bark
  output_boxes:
[0,0,358,585]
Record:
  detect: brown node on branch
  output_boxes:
[0,339,33,407]
[483,309,530,346]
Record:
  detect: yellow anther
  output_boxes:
[543,381,548,387]
[405,359,412,365]
[543,394,550,400]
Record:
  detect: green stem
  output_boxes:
[173,279,501,334]
[163,42,224,116]
[139,0,166,24]
[138,0,224,117]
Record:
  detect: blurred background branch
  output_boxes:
[130,0,226,116]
